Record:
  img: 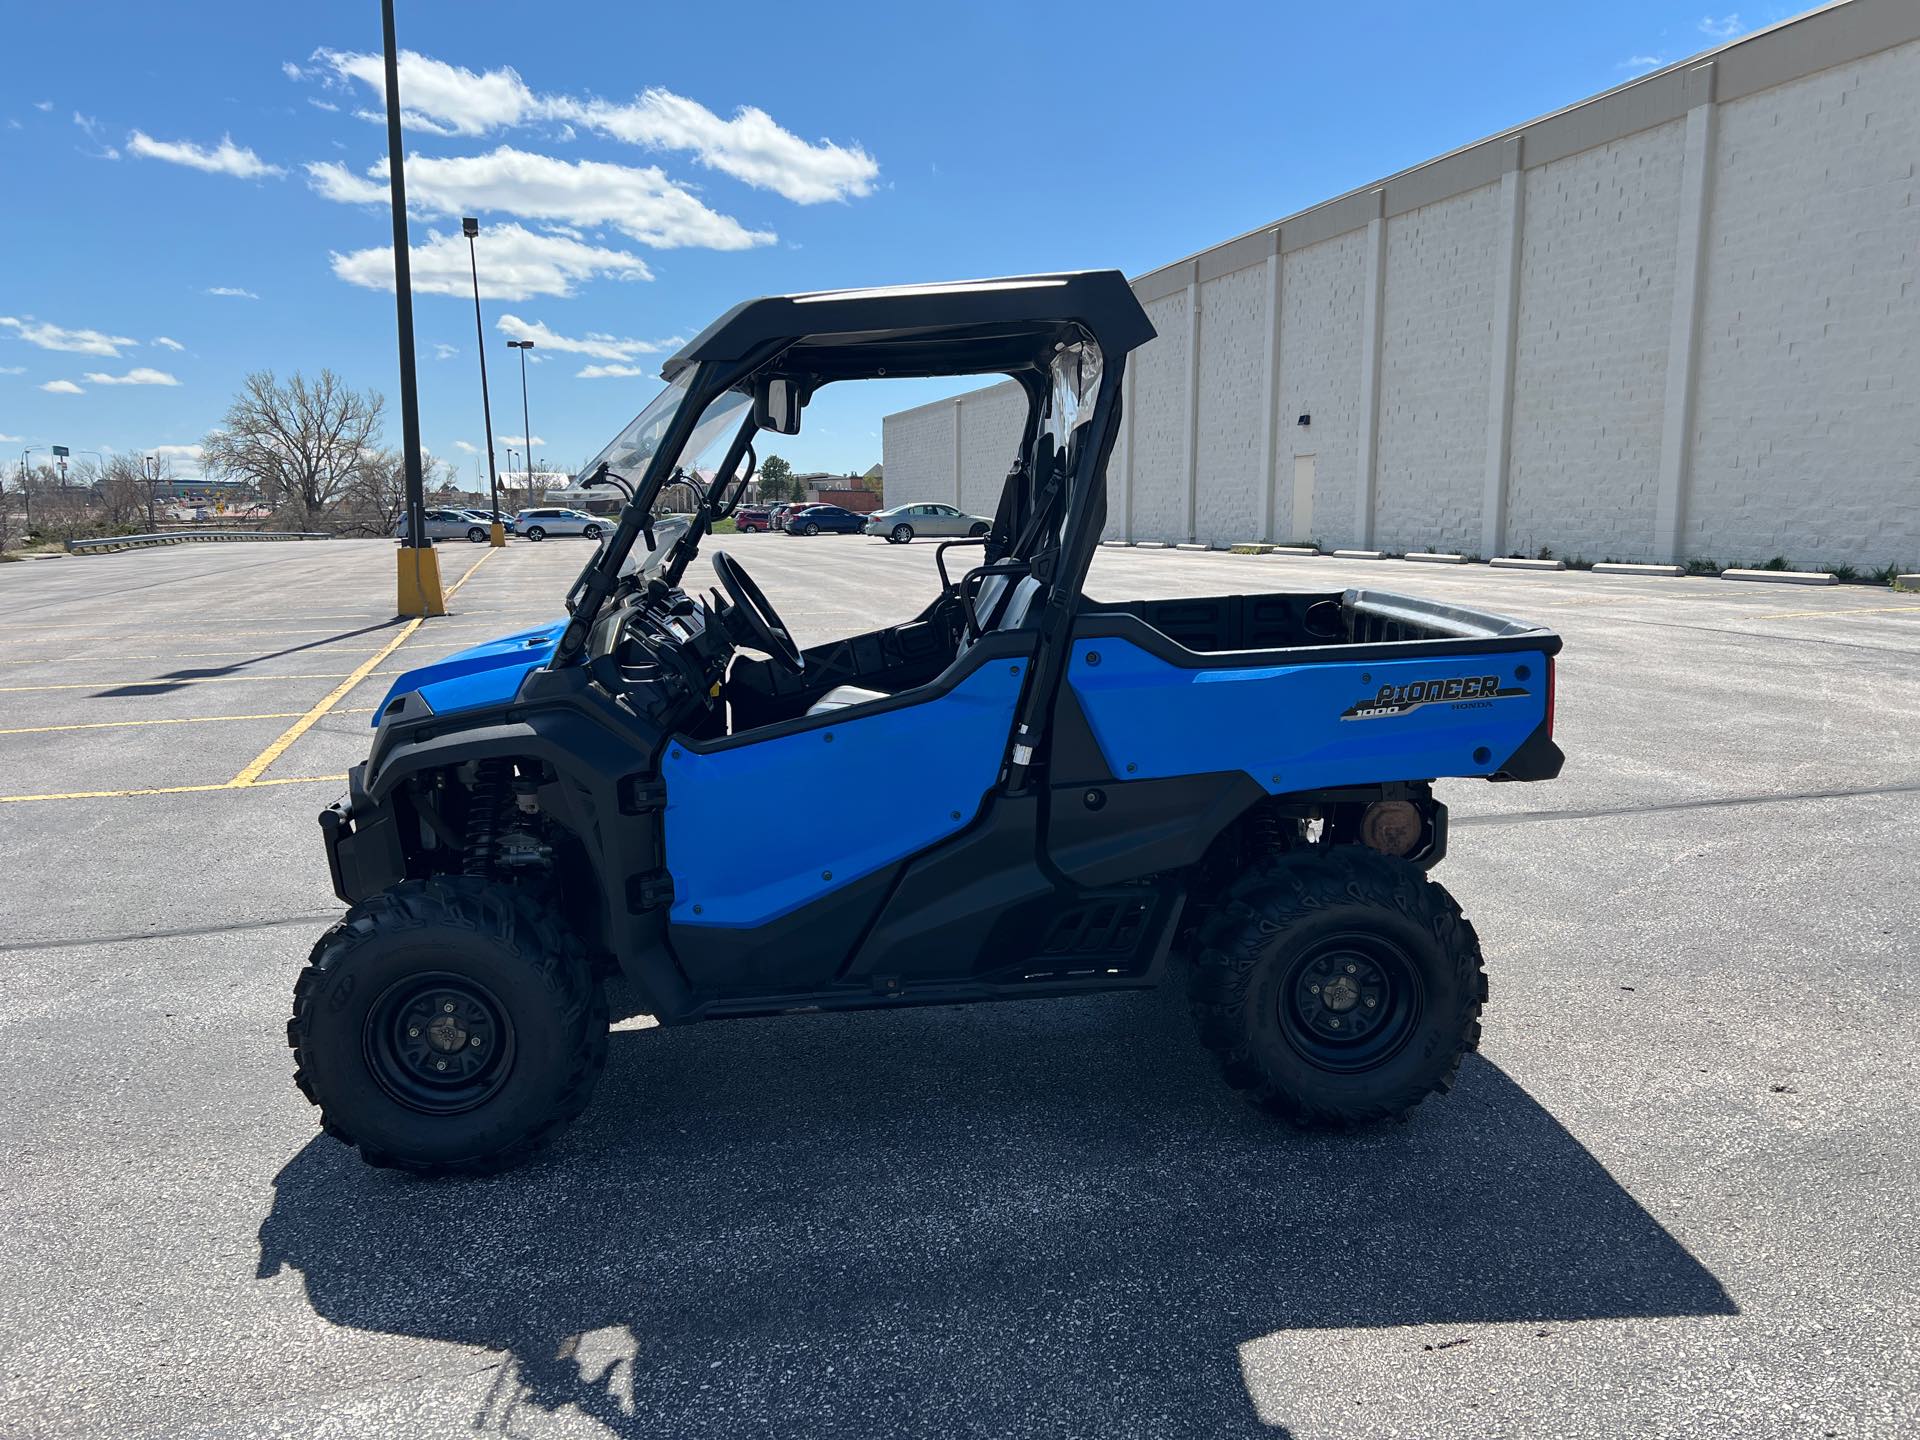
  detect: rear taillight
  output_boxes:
[1545,657,1556,738]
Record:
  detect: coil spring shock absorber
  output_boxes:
[463,760,513,876]
[1243,798,1293,857]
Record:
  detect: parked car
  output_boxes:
[511,507,607,541]
[770,503,801,531]
[784,504,867,535]
[393,508,498,543]
[735,506,773,533]
[863,502,992,544]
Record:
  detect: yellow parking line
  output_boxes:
[1745,603,1920,622]
[0,709,374,737]
[0,774,344,805]
[0,671,402,694]
[227,547,497,788]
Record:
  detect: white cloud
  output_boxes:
[314,48,540,136]
[561,91,877,204]
[0,365,26,375]
[309,48,877,203]
[499,434,545,447]
[453,440,478,453]
[433,342,459,360]
[151,335,185,351]
[81,367,180,386]
[0,431,21,442]
[128,130,283,179]
[153,443,203,460]
[0,315,136,356]
[330,222,652,301]
[575,363,649,379]
[1699,14,1746,39]
[496,313,679,361]
[40,380,85,395]
[307,97,340,114]
[34,100,53,112]
[1622,54,1665,71]
[308,146,772,251]
[206,286,260,299]
[281,61,307,81]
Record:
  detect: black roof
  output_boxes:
[661,270,1155,383]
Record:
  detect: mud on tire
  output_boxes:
[1188,850,1486,1127]
[289,878,608,1175]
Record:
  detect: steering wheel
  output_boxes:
[711,551,803,675]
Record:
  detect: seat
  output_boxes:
[802,575,1046,717]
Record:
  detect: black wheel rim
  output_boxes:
[1277,931,1423,1073]
[364,971,517,1115]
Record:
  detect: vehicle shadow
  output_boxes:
[258,981,1733,1438]
[92,620,411,697]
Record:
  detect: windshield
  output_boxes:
[583,374,751,487]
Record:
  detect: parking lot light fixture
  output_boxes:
[507,339,535,500]
[461,217,506,547]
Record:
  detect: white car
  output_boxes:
[393,508,497,543]
[512,507,607,541]
[862,502,991,544]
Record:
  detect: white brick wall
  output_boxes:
[1506,121,1686,562]
[881,399,956,506]
[1126,289,1193,541]
[1279,231,1367,548]
[957,381,1027,517]
[1194,265,1269,543]
[1374,183,1501,556]
[882,12,1920,569]
[1685,37,1920,569]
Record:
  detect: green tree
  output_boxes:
[758,453,794,501]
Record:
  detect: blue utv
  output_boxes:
[294,271,1564,1174]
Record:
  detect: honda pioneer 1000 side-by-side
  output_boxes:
[295,272,1564,1174]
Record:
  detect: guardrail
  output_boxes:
[65,530,334,555]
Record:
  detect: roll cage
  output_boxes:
[549,272,1156,743]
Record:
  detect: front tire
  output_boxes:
[289,879,608,1175]
[889,523,913,544]
[1189,851,1485,1127]
[968,521,990,537]
[583,523,603,541]
[467,526,487,543]
[525,526,545,542]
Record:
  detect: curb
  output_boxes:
[1132,540,1171,549]
[1720,568,1838,586]
[1593,561,1683,577]
[1405,552,1467,565]
[1332,549,1388,560]
[1100,539,1132,548]
[1896,574,1920,592]
[1490,557,1566,571]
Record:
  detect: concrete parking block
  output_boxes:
[1406,552,1468,565]
[1720,568,1838,586]
[1490,557,1567,571]
[1897,574,1920,591]
[1132,540,1170,549]
[1333,549,1387,560]
[1593,562,1683,576]
[1265,545,1320,556]
[1174,542,1212,552]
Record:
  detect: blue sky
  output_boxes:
[1,2,1799,486]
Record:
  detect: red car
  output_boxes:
[735,506,772,533]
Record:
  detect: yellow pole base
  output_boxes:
[489,521,507,548]
[396,544,447,617]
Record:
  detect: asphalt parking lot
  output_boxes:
[2,535,1917,1438]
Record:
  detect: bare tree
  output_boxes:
[201,370,385,522]
[337,447,455,536]
[97,455,155,530]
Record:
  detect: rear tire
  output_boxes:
[525,526,545,541]
[1189,850,1485,1127]
[889,523,913,544]
[800,522,819,536]
[289,878,608,1175]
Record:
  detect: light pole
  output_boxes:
[506,446,518,500]
[142,454,158,532]
[15,447,40,530]
[461,217,505,546]
[380,0,445,616]
[507,338,535,500]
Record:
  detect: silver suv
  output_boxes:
[512,508,607,541]
[392,508,497,543]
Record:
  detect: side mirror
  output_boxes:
[753,376,803,435]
